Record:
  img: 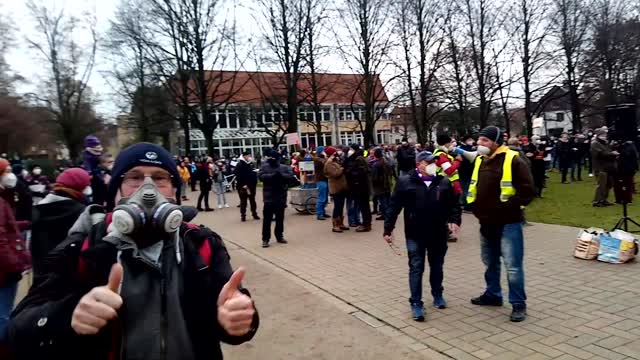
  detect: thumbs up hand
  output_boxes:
[71,263,124,335]
[217,267,255,336]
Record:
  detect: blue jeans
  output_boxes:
[347,197,361,225]
[406,238,448,306]
[374,194,390,219]
[213,182,227,206]
[316,181,328,217]
[480,223,526,305]
[0,279,19,340]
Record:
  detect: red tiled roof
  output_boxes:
[183,71,389,105]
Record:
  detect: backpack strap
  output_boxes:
[181,223,220,269]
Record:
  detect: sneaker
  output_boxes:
[510,304,527,322]
[355,224,372,232]
[375,215,384,221]
[253,214,261,220]
[317,216,327,221]
[470,294,503,306]
[241,217,246,222]
[204,208,214,212]
[224,204,230,208]
[411,303,425,322]
[433,295,447,309]
[276,238,288,244]
[322,214,331,219]
[218,204,223,209]
[262,241,270,248]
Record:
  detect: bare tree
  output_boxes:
[460,0,507,128]
[508,0,558,135]
[26,0,101,159]
[551,0,592,131]
[335,0,395,146]
[443,16,474,134]
[146,0,247,155]
[258,0,314,137]
[104,0,174,143]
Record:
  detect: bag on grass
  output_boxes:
[597,230,638,264]
[574,228,603,260]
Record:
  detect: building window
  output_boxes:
[338,106,353,121]
[556,112,564,122]
[228,112,238,128]
[218,110,227,129]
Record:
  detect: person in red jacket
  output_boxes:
[434,134,463,197]
[0,158,31,342]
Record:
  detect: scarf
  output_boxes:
[52,184,86,202]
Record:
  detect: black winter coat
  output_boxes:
[8,221,258,360]
[343,152,370,197]
[384,170,461,241]
[258,162,298,204]
[235,160,258,189]
[30,194,86,278]
[396,145,416,172]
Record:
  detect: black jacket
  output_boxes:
[8,221,258,360]
[458,144,476,182]
[343,152,370,197]
[396,145,416,172]
[234,159,258,189]
[258,162,298,204]
[384,170,461,241]
[90,168,110,207]
[371,158,393,196]
[556,140,572,162]
[618,142,639,176]
[30,193,87,278]
[197,162,212,190]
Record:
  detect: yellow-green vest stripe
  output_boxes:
[433,149,460,182]
[466,150,518,204]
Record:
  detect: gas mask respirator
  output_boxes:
[112,176,183,248]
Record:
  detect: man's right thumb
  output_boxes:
[107,263,124,294]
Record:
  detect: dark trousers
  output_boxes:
[190,175,198,191]
[594,171,614,204]
[354,194,372,226]
[560,159,571,182]
[571,157,584,180]
[406,237,448,305]
[262,202,285,242]
[197,186,210,209]
[374,193,390,219]
[332,192,347,218]
[239,188,258,217]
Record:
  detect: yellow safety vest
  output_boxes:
[433,149,460,182]
[467,150,518,204]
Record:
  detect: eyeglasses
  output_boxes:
[122,171,173,188]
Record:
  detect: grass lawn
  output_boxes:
[525,171,640,230]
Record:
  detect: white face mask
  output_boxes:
[598,135,607,141]
[477,145,491,155]
[1,172,18,189]
[425,163,437,176]
[82,186,93,196]
[348,150,355,157]
[21,169,29,178]
[32,168,42,176]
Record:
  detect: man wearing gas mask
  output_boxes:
[8,143,259,360]
[466,126,535,322]
[383,151,461,322]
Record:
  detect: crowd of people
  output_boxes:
[0,124,637,358]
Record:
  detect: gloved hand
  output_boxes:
[453,147,466,155]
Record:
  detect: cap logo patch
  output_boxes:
[145,152,158,160]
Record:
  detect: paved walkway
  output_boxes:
[192,190,640,360]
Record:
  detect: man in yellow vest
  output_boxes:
[466,126,535,322]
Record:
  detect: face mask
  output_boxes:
[87,145,103,156]
[1,172,18,189]
[32,168,42,176]
[21,169,29,178]
[82,186,93,196]
[598,135,607,141]
[426,163,437,176]
[348,150,355,157]
[477,145,491,155]
[112,176,182,248]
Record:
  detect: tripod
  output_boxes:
[612,201,640,233]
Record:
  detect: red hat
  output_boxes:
[56,168,91,191]
[0,159,9,174]
[521,136,529,143]
[324,146,337,157]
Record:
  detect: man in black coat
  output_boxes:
[344,144,372,232]
[258,149,298,248]
[556,133,573,183]
[235,151,260,222]
[8,143,259,360]
[396,137,416,176]
[384,151,461,322]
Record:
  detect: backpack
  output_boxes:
[77,213,213,276]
